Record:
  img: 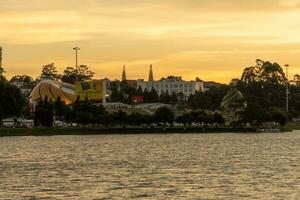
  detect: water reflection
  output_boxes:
[1,132,300,199]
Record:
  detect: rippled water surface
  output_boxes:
[1,132,300,199]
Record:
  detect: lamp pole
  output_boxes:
[73,47,80,82]
[0,47,3,81]
[285,64,289,113]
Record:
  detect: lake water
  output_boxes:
[1,132,300,199]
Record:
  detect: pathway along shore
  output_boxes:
[0,127,277,137]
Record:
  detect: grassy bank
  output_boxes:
[282,123,300,131]
[0,127,257,137]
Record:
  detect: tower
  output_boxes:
[122,65,127,81]
[0,47,2,69]
[148,64,154,82]
[0,47,3,80]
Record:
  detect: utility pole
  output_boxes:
[73,47,80,82]
[285,64,289,113]
[0,47,3,81]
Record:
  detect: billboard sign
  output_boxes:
[75,80,104,101]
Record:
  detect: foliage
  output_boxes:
[72,100,106,125]
[110,84,125,103]
[10,75,35,92]
[120,81,137,104]
[127,112,144,126]
[136,86,143,96]
[0,66,5,80]
[175,113,193,126]
[241,59,286,85]
[293,74,300,86]
[187,85,230,110]
[54,97,72,121]
[61,65,95,84]
[154,107,174,125]
[109,83,186,105]
[187,91,211,109]
[214,112,225,125]
[175,111,222,126]
[2,58,297,129]
[169,92,179,105]
[234,59,291,126]
[143,87,159,103]
[110,110,128,126]
[10,75,34,85]
[40,63,61,81]
[269,108,287,127]
[0,80,25,120]
[242,98,270,125]
[159,92,171,104]
[34,97,54,127]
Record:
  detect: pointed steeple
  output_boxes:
[148,64,154,82]
[122,65,127,82]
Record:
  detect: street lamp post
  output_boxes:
[73,47,80,82]
[0,47,3,81]
[285,64,289,113]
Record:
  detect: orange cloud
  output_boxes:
[1,0,300,83]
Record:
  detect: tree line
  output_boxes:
[2,59,300,128]
[34,93,286,128]
[8,63,95,91]
[33,96,226,128]
[0,80,25,120]
[108,59,299,126]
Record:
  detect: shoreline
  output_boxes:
[0,127,281,137]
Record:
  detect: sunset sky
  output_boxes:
[1,0,300,83]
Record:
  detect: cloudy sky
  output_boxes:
[1,0,300,82]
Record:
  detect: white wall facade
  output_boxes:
[137,76,204,97]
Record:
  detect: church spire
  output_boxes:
[148,64,154,82]
[122,65,127,82]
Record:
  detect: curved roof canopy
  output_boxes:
[29,80,76,105]
[220,88,247,110]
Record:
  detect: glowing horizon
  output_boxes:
[1,0,300,83]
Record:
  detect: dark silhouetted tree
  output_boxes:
[0,80,25,120]
[41,63,61,80]
[154,107,174,126]
[61,65,95,84]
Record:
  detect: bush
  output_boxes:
[269,108,287,127]
[154,107,174,125]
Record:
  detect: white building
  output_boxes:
[137,66,204,97]
[17,119,34,128]
[1,118,15,128]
